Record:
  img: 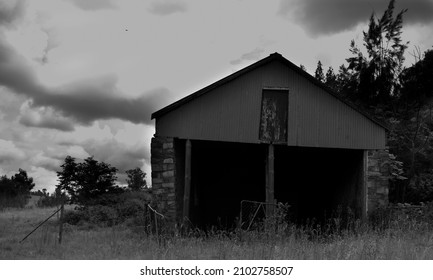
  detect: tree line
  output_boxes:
[0,155,148,208]
[312,0,433,203]
[56,155,148,206]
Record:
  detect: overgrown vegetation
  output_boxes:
[0,169,35,209]
[62,191,153,228]
[2,203,433,259]
[314,0,433,204]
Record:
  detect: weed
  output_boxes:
[1,204,433,259]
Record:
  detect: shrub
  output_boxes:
[0,195,29,210]
[63,190,153,227]
[63,209,85,225]
[37,195,63,208]
[369,202,433,231]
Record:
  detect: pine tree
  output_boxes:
[314,61,325,83]
[325,66,337,90]
[126,167,147,191]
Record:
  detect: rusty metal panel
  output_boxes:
[155,59,386,150]
[259,89,288,143]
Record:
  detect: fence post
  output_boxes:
[58,199,65,244]
[266,144,275,218]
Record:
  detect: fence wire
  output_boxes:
[239,200,290,231]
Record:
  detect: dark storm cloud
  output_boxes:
[278,0,433,36]
[230,48,265,65]
[0,39,45,95]
[148,0,187,16]
[0,32,172,128]
[0,0,25,28]
[66,0,116,11]
[33,76,172,126]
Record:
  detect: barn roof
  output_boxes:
[151,52,386,129]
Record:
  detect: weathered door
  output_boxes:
[259,89,288,143]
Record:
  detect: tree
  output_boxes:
[11,169,35,194]
[126,167,147,190]
[399,49,433,104]
[314,61,325,83]
[76,156,120,203]
[345,0,408,104]
[0,169,35,208]
[0,175,16,196]
[324,66,337,90]
[57,156,123,205]
[56,155,77,199]
[387,49,433,202]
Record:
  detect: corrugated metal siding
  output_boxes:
[286,66,385,149]
[156,60,386,150]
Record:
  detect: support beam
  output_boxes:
[361,150,368,222]
[266,144,275,217]
[183,139,192,221]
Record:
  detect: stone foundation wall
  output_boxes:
[150,136,176,220]
[367,149,390,212]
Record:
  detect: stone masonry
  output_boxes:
[367,149,390,212]
[150,135,176,220]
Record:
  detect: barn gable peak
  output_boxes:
[151,52,386,130]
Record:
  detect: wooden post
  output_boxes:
[266,144,275,217]
[361,150,368,222]
[183,139,192,221]
[58,199,65,244]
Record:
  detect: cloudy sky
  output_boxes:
[0,0,432,192]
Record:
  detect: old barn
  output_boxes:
[150,53,389,227]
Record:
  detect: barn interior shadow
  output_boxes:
[177,139,364,229]
[274,146,364,224]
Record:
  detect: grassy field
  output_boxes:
[1,206,433,259]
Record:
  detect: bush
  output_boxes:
[37,195,63,208]
[0,195,29,210]
[63,209,85,225]
[370,201,433,231]
[63,190,153,227]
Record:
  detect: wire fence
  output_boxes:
[20,201,65,244]
[239,200,291,231]
[144,204,166,236]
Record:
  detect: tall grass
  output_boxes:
[1,205,433,259]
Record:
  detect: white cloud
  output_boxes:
[64,145,89,159]
[0,139,25,163]
[28,166,58,191]
[30,152,61,172]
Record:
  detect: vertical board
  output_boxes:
[183,139,192,220]
[259,89,288,143]
[266,144,275,216]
